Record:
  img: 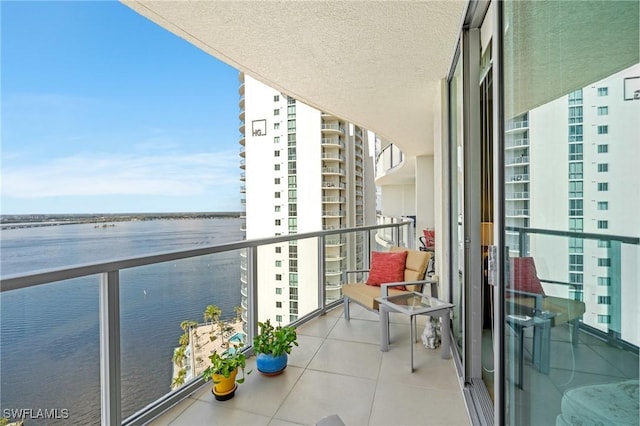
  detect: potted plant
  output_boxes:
[200,305,251,400]
[253,319,298,375]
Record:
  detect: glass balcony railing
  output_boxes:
[501,226,639,425]
[0,220,411,425]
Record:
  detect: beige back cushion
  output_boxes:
[389,246,431,291]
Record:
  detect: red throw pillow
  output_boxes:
[366,251,408,288]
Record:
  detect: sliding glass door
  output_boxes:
[501,1,639,424]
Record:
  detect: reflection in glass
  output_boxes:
[503,1,639,424]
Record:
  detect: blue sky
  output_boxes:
[1,1,241,214]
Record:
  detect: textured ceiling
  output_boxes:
[122,1,466,157]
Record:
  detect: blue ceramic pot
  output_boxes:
[256,353,288,376]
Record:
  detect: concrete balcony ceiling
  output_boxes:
[122,1,467,156]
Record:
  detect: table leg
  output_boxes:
[410,315,415,372]
[439,309,452,359]
[379,305,389,352]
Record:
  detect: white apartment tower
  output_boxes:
[508,64,640,345]
[239,73,376,325]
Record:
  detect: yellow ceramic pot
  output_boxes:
[212,369,238,401]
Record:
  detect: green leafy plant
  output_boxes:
[253,319,298,357]
[200,305,250,385]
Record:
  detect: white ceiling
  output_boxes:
[122,1,467,157]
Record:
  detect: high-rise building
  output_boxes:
[239,73,376,324]
[511,63,640,345]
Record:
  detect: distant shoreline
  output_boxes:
[0,212,242,226]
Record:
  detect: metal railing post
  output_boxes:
[247,246,259,345]
[100,270,121,426]
[317,236,326,310]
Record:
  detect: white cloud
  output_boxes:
[2,151,239,198]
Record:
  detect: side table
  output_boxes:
[377,292,454,372]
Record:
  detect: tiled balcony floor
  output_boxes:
[149,304,470,425]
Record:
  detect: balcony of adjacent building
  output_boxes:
[321,152,345,163]
[321,167,345,176]
[240,171,245,182]
[320,123,346,135]
[321,196,346,205]
[239,135,245,147]
[239,146,245,158]
[321,180,346,190]
[239,120,245,133]
[240,158,246,170]
[322,210,346,219]
[321,137,345,149]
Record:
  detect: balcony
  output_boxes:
[320,138,345,148]
[320,123,345,134]
[1,221,429,426]
[149,304,468,426]
[321,167,345,176]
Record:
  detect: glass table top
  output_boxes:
[378,292,454,314]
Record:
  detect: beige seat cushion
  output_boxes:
[509,295,586,326]
[342,283,408,311]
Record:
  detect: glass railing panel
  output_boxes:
[503,230,639,425]
[119,250,243,419]
[0,277,101,425]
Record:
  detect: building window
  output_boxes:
[274,178,281,185]
[568,125,583,142]
[597,163,609,172]
[276,301,282,308]
[289,301,298,314]
[597,182,609,191]
[569,181,583,198]
[597,277,611,286]
[598,258,611,267]
[275,246,282,253]
[568,162,583,179]
[598,240,611,248]
[274,122,280,130]
[597,87,608,96]
[274,136,280,144]
[289,287,298,301]
[569,237,584,254]
[597,201,608,210]
[568,106,583,124]
[569,218,583,231]
[568,90,583,105]
[597,314,611,324]
[597,220,608,229]
[289,273,298,287]
[597,144,608,153]
[290,315,298,322]
[274,164,280,171]
[287,120,296,132]
[274,95,280,102]
[275,219,281,226]
[569,273,584,284]
[597,125,608,134]
[289,259,298,272]
[569,199,583,216]
[275,205,281,212]
[597,106,609,116]
[569,254,584,272]
[275,288,282,295]
[275,192,281,198]
[275,260,282,267]
[275,315,283,323]
[568,143,583,160]
[597,296,611,305]
[275,274,282,281]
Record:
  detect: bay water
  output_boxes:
[0,218,243,424]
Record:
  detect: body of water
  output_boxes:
[0,218,243,424]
